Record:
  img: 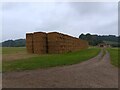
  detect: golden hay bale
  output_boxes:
[33,32,47,54]
[26,31,89,54]
[26,33,33,53]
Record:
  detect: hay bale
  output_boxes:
[47,32,62,54]
[26,31,89,54]
[26,33,33,53]
[33,32,47,54]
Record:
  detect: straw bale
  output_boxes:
[33,32,47,54]
[26,33,33,53]
[26,31,89,54]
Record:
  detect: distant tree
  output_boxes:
[79,34,119,47]
[14,39,26,47]
[2,39,26,47]
[2,40,15,47]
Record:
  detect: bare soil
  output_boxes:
[2,51,118,88]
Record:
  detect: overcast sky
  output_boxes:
[2,2,118,41]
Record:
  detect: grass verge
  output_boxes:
[3,48,100,72]
[107,48,119,67]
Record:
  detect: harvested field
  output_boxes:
[2,47,38,61]
[2,47,26,54]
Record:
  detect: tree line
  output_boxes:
[1,39,26,47]
[79,33,120,47]
[1,33,120,47]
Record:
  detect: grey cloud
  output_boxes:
[70,2,117,15]
[94,21,118,35]
[2,2,118,41]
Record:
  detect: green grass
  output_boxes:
[107,48,119,67]
[2,47,26,54]
[3,48,100,72]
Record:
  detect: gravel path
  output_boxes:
[2,50,118,88]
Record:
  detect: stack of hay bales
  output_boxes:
[70,37,74,51]
[68,35,71,52]
[66,35,69,52]
[26,33,33,53]
[81,40,89,49]
[59,33,65,53]
[78,39,89,50]
[63,35,67,52]
[33,32,47,54]
[47,32,61,54]
[73,37,76,51]
[58,33,64,53]
[26,31,89,54]
[60,33,65,53]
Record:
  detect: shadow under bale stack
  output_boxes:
[33,32,47,54]
[26,33,33,53]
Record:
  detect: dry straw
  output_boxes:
[26,32,89,54]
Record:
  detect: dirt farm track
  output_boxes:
[2,50,118,88]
